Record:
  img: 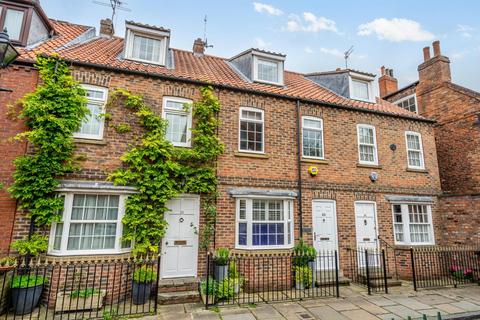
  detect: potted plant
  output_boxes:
[228,260,243,294]
[132,266,157,305]
[216,277,236,301]
[10,234,48,315]
[293,239,317,286]
[55,288,107,312]
[0,257,16,315]
[294,266,313,290]
[200,277,217,305]
[213,248,230,282]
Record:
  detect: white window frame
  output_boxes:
[124,26,169,66]
[73,84,108,140]
[252,55,284,85]
[302,116,324,159]
[238,107,265,154]
[162,96,193,148]
[357,124,378,165]
[405,131,425,170]
[235,198,294,250]
[48,192,131,256]
[391,203,435,246]
[394,94,418,114]
[349,75,374,103]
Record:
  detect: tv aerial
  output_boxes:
[203,15,214,49]
[93,0,131,22]
[344,45,354,69]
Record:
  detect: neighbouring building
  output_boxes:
[2,0,443,300]
[380,41,480,246]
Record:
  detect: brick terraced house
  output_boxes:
[380,41,480,246]
[1,1,443,297]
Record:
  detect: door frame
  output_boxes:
[354,200,379,250]
[312,199,339,267]
[160,194,200,279]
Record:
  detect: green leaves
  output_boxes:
[10,234,48,257]
[8,55,88,227]
[108,86,223,255]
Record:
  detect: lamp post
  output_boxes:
[0,28,19,92]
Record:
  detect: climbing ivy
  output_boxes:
[8,54,89,226]
[108,86,223,255]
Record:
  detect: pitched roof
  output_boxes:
[17,20,430,122]
[16,19,93,62]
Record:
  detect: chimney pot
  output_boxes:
[100,18,114,37]
[380,66,385,75]
[432,40,441,56]
[378,66,398,97]
[193,38,205,57]
[423,46,431,61]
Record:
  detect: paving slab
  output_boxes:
[384,305,422,318]
[272,302,310,317]
[416,294,456,305]
[434,303,466,314]
[191,310,220,320]
[328,301,359,311]
[221,308,256,320]
[393,297,433,310]
[416,308,444,317]
[451,301,480,312]
[350,298,389,315]
[369,297,398,307]
[250,305,284,319]
[159,313,191,320]
[377,314,402,320]
[309,306,350,320]
[341,309,381,320]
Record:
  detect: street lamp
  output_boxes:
[0,28,19,68]
[0,28,19,92]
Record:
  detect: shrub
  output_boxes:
[216,278,236,300]
[11,275,46,288]
[294,266,313,288]
[214,248,230,266]
[132,266,157,283]
[70,288,101,298]
[228,260,239,278]
[293,239,316,266]
[200,277,217,296]
[10,234,48,257]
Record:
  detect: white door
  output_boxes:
[312,200,338,270]
[161,196,199,278]
[354,201,379,267]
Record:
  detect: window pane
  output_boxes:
[165,112,188,143]
[352,80,369,100]
[53,223,63,250]
[239,110,263,152]
[257,59,278,83]
[239,200,246,219]
[132,35,162,62]
[252,200,266,221]
[78,103,102,136]
[303,128,323,158]
[407,205,431,244]
[4,9,24,41]
[238,222,247,245]
[252,223,284,246]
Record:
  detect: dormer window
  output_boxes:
[230,49,285,86]
[351,78,370,101]
[124,21,170,66]
[3,7,24,41]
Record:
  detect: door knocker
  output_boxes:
[179,217,184,223]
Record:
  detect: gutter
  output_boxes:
[296,100,303,238]
[13,58,435,124]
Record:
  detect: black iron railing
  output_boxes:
[0,256,159,319]
[378,236,399,280]
[202,251,340,307]
[346,247,388,294]
[410,246,480,290]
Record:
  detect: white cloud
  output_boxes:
[284,12,338,33]
[457,24,474,38]
[253,2,283,16]
[253,37,270,49]
[358,18,434,42]
[304,46,314,54]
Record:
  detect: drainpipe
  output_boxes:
[296,100,303,239]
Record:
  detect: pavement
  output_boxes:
[144,283,480,320]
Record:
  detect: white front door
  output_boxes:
[312,200,338,270]
[161,196,199,278]
[354,201,379,267]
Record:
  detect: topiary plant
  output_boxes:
[214,248,230,266]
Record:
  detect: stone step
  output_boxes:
[316,275,351,287]
[369,278,403,288]
[158,290,200,305]
[158,277,199,293]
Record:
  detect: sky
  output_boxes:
[42,0,480,92]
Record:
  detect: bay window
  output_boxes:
[392,204,434,245]
[49,193,130,255]
[236,198,293,249]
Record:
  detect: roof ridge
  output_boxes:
[446,82,480,101]
[49,18,92,30]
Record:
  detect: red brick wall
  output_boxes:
[0,65,38,255]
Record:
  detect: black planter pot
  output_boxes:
[11,285,43,315]
[132,281,152,305]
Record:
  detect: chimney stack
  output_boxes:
[100,18,114,38]
[432,40,441,56]
[418,41,451,92]
[423,46,431,62]
[192,38,205,57]
[378,66,398,98]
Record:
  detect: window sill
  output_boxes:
[46,252,131,262]
[234,152,269,159]
[393,243,436,250]
[301,158,328,165]
[356,163,382,169]
[232,248,293,256]
[406,168,429,174]
[74,138,107,145]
